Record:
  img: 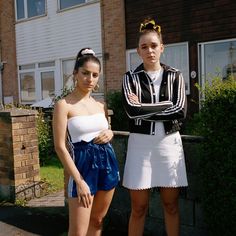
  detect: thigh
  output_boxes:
[91,188,115,218]
[160,187,180,204]
[130,189,150,208]
[68,197,94,234]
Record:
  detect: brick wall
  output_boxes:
[0,109,41,201]
[100,0,126,93]
[0,0,18,103]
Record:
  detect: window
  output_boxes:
[15,0,46,20]
[162,42,190,94]
[19,63,35,70]
[126,42,190,94]
[39,61,55,68]
[198,39,236,86]
[59,0,94,10]
[41,71,55,99]
[20,72,35,102]
[19,61,55,103]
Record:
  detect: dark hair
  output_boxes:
[137,17,163,45]
[73,47,101,75]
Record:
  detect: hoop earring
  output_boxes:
[93,83,99,92]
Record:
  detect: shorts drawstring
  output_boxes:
[73,140,113,173]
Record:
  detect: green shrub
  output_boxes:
[187,77,236,235]
[106,91,129,131]
[36,109,54,165]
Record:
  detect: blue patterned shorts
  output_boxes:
[68,140,120,197]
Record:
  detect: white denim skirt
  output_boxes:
[122,125,188,190]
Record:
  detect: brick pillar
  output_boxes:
[100,0,126,93]
[0,109,41,202]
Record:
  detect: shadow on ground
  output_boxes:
[0,204,68,236]
[0,204,128,236]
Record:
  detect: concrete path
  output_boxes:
[0,190,67,236]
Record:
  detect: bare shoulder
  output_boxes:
[54,98,66,109]
[97,100,105,108]
[53,98,70,116]
[96,100,110,116]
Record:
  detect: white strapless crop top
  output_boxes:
[67,113,109,143]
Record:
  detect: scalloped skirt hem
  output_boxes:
[122,132,188,190]
[122,184,188,191]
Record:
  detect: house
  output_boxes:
[1,0,236,116]
[0,0,104,106]
[101,0,236,115]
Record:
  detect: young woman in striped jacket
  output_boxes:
[122,18,188,236]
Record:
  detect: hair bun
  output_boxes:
[139,19,161,33]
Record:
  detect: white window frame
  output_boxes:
[126,42,190,94]
[198,38,236,88]
[18,61,56,104]
[15,0,46,21]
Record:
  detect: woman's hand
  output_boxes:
[93,129,114,144]
[128,93,140,104]
[76,180,92,208]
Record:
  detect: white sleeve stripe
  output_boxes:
[163,72,185,115]
[123,73,141,108]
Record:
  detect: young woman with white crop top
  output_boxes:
[53,48,119,236]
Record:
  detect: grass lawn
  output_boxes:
[40,156,64,194]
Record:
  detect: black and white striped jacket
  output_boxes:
[122,63,187,135]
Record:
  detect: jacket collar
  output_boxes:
[133,62,176,74]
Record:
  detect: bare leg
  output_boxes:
[160,187,180,236]
[68,196,94,236]
[87,188,115,236]
[128,189,150,236]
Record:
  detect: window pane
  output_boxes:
[20,72,35,102]
[38,61,55,68]
[62,59,75,87]
[19,64,35,70]
[27,0,45,18]
[60,0,85,10]
[41,71,55,99]
[16,0,25,19]
[203,41,236,82]
[161,43,189,93]
[130,52,142,71]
